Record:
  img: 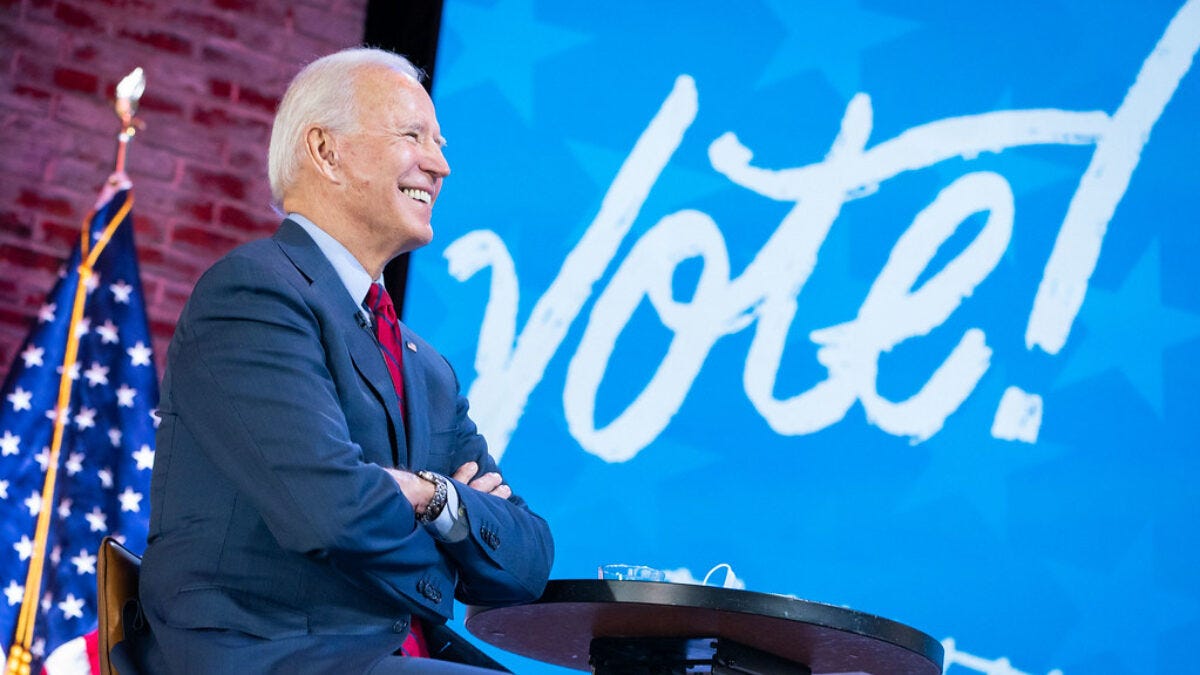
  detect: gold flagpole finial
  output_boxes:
[112,67,145,175]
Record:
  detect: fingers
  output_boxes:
[453,461,512,498]
[469,471,504,494]
[475,478,510,499]
[452,461,478,483]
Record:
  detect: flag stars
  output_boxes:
[45,406,70,424]
[74,406,97,430]
[70,549,97,575]
[118,487,143,512]
[0,431,20,456]
[96,319,120,344]
[83,362,110,387]
[20,345,44,368]
[14,536,33,561]
[133,444,154,470]
[1,197,157,643]
[55,362,81,381]
[6,387,32,412]
[3,581,23,606]
[127,341,153,367]
[85,506,108,532]
[65,452,84,476]
[37,303,56,324]
[150,408,161,428]
[110,280,133,304]
[58,593,85,620]
[116,384,137,408]
[24,490,42,516]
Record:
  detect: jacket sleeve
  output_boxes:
[435,378,554,606]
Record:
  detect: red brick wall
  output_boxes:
[0,0,368,376]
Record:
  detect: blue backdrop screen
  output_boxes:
[407,1,1200,672]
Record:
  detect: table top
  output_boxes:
[466,579,943,674]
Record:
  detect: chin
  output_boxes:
[417,222,435,245]
[396,225,435,254]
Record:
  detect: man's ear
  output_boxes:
[303,126,341,183]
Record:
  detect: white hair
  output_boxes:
[267,48,423,205]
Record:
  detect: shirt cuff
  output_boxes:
[425,475,465,542]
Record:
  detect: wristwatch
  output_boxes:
[416,471,448,524]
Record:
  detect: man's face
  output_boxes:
[337,67,450,257]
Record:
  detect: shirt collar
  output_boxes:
[287,213,380,319]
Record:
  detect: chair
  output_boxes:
[96,536,145,675]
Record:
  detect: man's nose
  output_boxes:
[424,143,450,178]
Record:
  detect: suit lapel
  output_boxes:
[347,322,409,467]
[273,219,409,468]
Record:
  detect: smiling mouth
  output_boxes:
[401,187,432,204]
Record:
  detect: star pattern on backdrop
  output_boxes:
[1048,527,1197,672]
[419,4,1200,672]
[757,0,919,100]
[552,436,722,547]
[437,0,590,122]
[899,423,1064,535]
[1055,240,1200,415]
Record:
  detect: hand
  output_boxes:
[385,468,436,514]
[452,462,512,500]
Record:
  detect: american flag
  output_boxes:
[0,186,157,673]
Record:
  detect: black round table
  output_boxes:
[466,579,943,674]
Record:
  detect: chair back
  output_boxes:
[96,536,141,675]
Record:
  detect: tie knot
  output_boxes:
[366,284,396,322]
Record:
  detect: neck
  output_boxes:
[283,194,389,278]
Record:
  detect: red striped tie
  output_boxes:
[366,284,405,419]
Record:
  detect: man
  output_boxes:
[139,48,554,673]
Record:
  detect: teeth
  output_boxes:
[401,188,431,204]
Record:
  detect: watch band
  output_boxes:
[416,470,448,524]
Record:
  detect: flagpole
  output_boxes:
[5,68,145,675]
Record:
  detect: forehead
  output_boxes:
[352,66,438,130]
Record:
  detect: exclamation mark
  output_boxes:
[993,0,1200,443]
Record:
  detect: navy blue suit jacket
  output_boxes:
[140,220,553,671]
